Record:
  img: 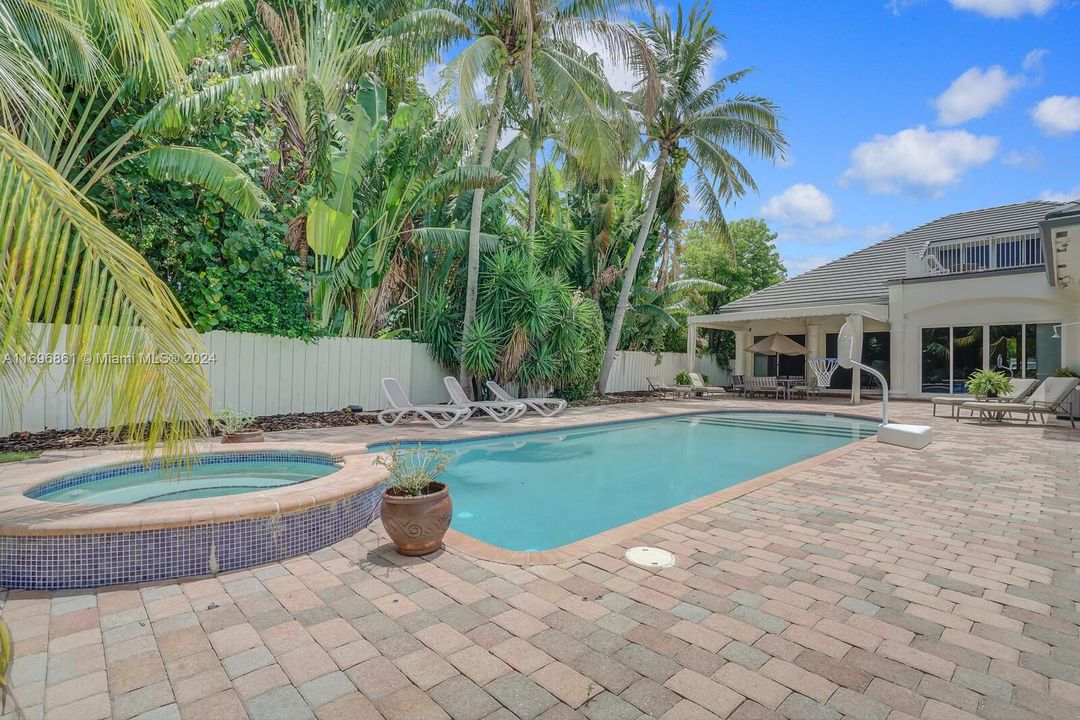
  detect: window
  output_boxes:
[921,328,950,393]
[1025,323,1062,379]
[921,322,1062,393]
[952,326,983,393]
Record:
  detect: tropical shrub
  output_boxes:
[966,370,1013,397]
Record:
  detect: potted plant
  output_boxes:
[965,369,1013,399]
[216,407,263,443]
[376,444,453,556]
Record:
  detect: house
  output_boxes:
[687,200,1080,398]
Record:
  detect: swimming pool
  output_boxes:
[383,412,876,552]
[27,453,340,504]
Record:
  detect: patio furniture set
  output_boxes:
[931,375,1078,427]
[378,376,567,428]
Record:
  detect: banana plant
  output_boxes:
[311,80,506,337]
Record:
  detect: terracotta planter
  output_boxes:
[380,483,452,556]
[222,429,264,444]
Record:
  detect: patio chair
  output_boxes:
[745,376,782,399]
[378,377,472,428]
[647,376,691,400]
[486,380,567,417]
[932,377,1039,420]
[730,374,746,397]
[688,373,726,398]
[792,376,822,399]
[444,376,526,423]
[962,376,1079,427]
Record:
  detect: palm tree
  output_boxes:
[597,3,787,393]
[441,0,652,386]
[0,0,275,459]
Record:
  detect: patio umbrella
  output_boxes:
[746,333,810,356]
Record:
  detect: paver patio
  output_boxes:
[2,398,1079,720]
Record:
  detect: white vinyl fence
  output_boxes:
[605,351,730,392]
[2,328,729,434]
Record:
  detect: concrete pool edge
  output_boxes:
[0,443,392,590]
[439,434,881,567]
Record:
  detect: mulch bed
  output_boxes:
[0,392,661,454]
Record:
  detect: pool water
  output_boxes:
[390,412,876,551]
[30,458,338,504]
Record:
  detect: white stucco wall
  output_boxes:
[888,270,1080,397]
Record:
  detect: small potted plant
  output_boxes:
[376,444,453,556]
[216,407,263,443]
[965,369,1013,399]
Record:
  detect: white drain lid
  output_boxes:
[625,546,676,569]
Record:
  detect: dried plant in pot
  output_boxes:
[376,444,452,556]
[216,407,263,443]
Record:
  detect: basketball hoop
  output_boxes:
[808,358,840,388]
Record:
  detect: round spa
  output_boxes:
[0,448,385,590]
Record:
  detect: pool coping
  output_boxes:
[438,432,881,566]
[0,442,384,536]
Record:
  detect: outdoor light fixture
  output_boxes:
[1051,322,1080,339]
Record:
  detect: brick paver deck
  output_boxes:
[2,398,1078,720]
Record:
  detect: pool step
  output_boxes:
[680,416,874,440]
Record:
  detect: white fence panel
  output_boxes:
[1,326,733,434]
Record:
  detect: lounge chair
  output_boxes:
[688,373,726,398]
[486,380,567,417]
[377,377,472,428]
[962,376,1079,427]
[647,376,691,400]
[932,377,1039,420]
[444,376,526,422]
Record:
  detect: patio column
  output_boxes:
[846,313,863,404]
[734,332,749,376]
[686,321,697,372]
[805,323,820,378]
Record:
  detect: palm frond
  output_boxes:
[0,127,210,461]
[145,146,269,219]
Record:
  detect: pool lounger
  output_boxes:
[486,381,567,417]
[378,377,472,428]
[444,376,526,423]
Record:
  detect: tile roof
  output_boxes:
[714,200,1065,314]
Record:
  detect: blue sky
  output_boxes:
[697,0,1079,276]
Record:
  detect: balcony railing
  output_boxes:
[906,230,1043,278]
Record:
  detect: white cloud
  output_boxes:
[949,0,1056,18]
[761,184,835,225]
[419,62,443,96]
[1001,148,1043,170]
[576,33,637,92]
[1022,48,1048,72]
[1031,95,1080,135]
[783,255,835,277]
[1040,185,1080,202]
[934,66,1021,125]
[842,126,999,195]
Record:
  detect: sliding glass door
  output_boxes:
[921,322,1062,393]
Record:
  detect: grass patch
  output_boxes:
[0,451,41,463]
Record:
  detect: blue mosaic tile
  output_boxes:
[0,482,383,590]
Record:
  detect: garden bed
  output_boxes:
[0,392,662,453]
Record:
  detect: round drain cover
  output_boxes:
[625,546,676,569]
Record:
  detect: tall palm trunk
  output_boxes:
[460,67,511,387]
[527,145,538,236]
[598,145,668,393]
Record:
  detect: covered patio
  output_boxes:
[687,303,892,402]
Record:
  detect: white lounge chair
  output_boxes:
[377,377,472,428]
[962,376,1079,427]
[688,373,726,398]
[486,380,567,417]
[444,376,526,422]
[932,377,1039,420]
[647,376,691,400]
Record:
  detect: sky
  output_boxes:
[692,0,1079,276]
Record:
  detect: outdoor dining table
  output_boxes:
[777,377,801,399]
